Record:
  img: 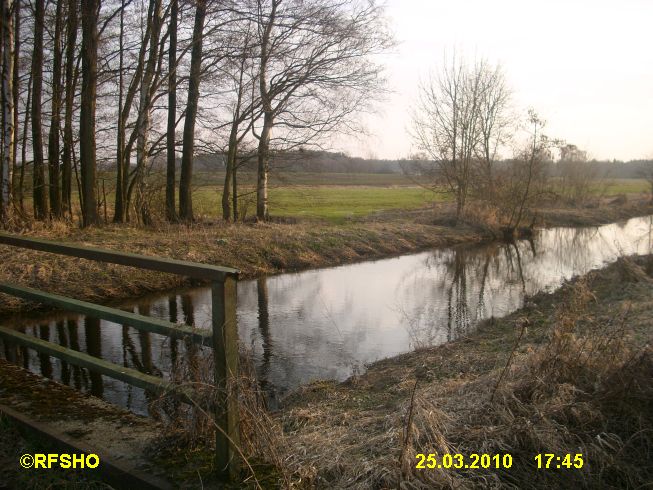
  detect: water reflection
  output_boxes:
[85,317,103,397]
[0,216,651,413]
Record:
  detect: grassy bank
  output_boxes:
[0,219,486,316]
[278,255,653,488]
[0,235,651,488]
[0,198,651,317]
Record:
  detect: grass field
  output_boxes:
[594,178,650,195]
[21,170,653,223]
[190,176,650,222]
[193,185,440,222]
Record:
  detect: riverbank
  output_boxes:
[279,254,653,488]
[0,198,650,317]
[0,252,651,488]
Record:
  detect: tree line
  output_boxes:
[0,0,392,227]
[406,56,644,234]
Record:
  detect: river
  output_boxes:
[1,215,651,415]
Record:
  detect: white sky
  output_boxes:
[341,0,653,161]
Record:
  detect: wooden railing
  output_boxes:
[0,233,240,481]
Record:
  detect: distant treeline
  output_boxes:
[156,150,653,179]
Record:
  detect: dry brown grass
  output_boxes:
[145,347,296,488]
[0,199,650,318]
[280,256,653,489]
[0,218,487,316]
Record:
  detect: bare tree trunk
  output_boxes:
[134,0,163,225]
[10,0,18,212]
[232,151,238,221]
[18,69,31,213]
[113,0,126,222]
[79,0,100,227]
[62,0,78,217]
[222,48,248,222]
[31,0,48,220]
[222,130,235,221]
[256,112,272,221]
[179,0,206,222]
[1,0,14,222]
[512,116,542,231]
[256,1,276,222]
[114,0,149,223]
[165,0,177,222]
[48,0,64,218]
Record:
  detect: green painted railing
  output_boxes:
[0,233,240,481]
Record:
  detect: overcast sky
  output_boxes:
[342,0,653,161]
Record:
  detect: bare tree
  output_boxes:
[475,63,512,200]
[411,57,503,222]
[62,0,79,217]
[178,0,207,222]
[10,0,19,213]
[48,0,65,218]
[1,0,15,221]
[114,0,151,223]
[220,21,259,222]
[556,143,602,205]
[31,0,48,219]
[492,110,558,237]
[131,0,164,224]
[252,0,392,221]
[80,0,100,226]
[165,0,178,222]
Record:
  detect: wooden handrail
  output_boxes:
[0,232,239,281]
[0,282,212,346]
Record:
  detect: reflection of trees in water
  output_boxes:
[181,294,200,385]
[403,240,538,348]
[446,250,471,342]
[256,278,273,393]
[541,227,611,274]
[168,296,179,377]
[84,317,103,397]
[474,253,491,322]
[252,273,367,380]
[56,321,70,385]
[67,319,82,389]
[121,319,145,373]
[136,303,161,377]
[4,216,649,414]
[38,324,53,379]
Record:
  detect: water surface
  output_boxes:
[2,216,651,414]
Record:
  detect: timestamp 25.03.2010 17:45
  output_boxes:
[415,453,585,470]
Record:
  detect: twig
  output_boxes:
[490,319,528,403]
[398,379,419,489]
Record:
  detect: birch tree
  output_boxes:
[132,0,164,224]
[253,0,392,221]
[0,0,14,221]
[10,0,18,212]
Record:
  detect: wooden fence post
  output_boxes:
[211,275,240,481]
